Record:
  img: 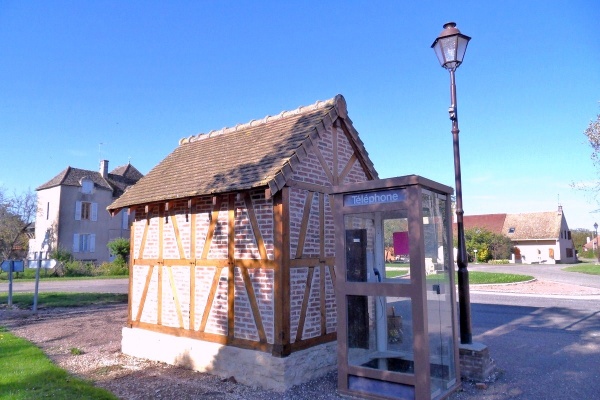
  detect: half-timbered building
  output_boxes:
[107,94,378,391]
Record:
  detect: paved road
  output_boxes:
[452,294,600,399]
[449,263,600,399]
[469,262,600,290]
[0,278,128,294]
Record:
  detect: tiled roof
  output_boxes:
[108,94,377,211]
[502,211,563,240]
[462,214,507,235]
[456,210,566,240]
[37,163,143,197]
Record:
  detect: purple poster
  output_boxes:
[393,231,409,255]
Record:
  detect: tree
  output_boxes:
[571,228,593,252]
[107,238,130,266]
[0,187,37,260]
[584,111,600,169]
[460,228,513,262]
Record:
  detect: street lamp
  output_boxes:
[594,222,598,261]
[432,22,472,344]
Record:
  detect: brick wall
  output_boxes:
[128,122,371,351]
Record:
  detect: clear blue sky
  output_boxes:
[1,1,599,230]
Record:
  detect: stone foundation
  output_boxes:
[459,342,496,382]
[122,327,337,392]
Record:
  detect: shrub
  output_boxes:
[63,261,94,277]
[107,238,130,265]
[98,261,129,276]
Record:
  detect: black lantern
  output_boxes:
[431,22,471,71]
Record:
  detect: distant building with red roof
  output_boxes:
[455,206,576,264]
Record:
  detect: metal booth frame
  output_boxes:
[333,175,461,400]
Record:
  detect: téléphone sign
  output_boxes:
[343,189,406,207]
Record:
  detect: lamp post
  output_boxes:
[432,22,472,344]
[594,222,598,263]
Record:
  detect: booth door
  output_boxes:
[346,229,368,349]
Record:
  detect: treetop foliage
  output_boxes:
[0,187,37,260]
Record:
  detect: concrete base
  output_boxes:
[121,327,337,392]
[459,342,496,382]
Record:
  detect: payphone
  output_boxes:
[333,175,460,400]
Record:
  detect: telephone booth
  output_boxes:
[333,175,460,400]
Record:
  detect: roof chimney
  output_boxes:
[100,160,109,179]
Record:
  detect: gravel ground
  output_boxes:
[1,279,597,399]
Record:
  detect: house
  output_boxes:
[107,94,378,391]
[582,236,599,253]
[461,206,576,264]
[28,161,143,264]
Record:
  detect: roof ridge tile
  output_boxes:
[178,96,339,146]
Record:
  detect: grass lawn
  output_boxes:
[0,292,127,309]
[0,327,118,400]
[563,264,600,275]
[467,271,533,284]
[383,264,533,284]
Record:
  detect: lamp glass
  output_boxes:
[433,33,470,70]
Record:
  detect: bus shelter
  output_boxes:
[333,175,461,400]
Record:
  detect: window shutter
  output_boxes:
[121,210,128,229]
[91,203,98,221]
[73,234,80,253]
[75,201,82,220]
[90,234,96,252]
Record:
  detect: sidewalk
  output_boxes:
[471,279,600,297]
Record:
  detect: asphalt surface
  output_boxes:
[2,265,599,399]
[1,277,129,294]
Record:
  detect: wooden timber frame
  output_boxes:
[111,95,380,370]
[126,183,340,358]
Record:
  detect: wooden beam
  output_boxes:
[134,265,155,322]
[243,192,268,260]
[202,196,222,259]
[338,153,358,184]
[295,191,315,259]
[320,265,326,335]
[295,266,315,342]
[157,262,163,325]
[290,332,337,352]
[227,195,235,340]
[190,200,197,330]
[168,208,186,259]
[200,266,224,332]
[157,205,164,326]
[312,144,335,185]
[286,179,333,194]
[128,225,135,324]
[241,267,267,343]
[138,215,150,260]
[272,188,291,357]
[289,257,335,268]
[319,193,325,259]
[130,321,274,353]
[167,266,184,328]
[332,124,339,185]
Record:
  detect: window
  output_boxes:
[75,201,98,221]
[566,248,573,257]
[73,233,95,253]
[508,227,515,234]
[46,202,50,220]
[81,178,93,194]
[81,202,91,220]
[121,209,129,230]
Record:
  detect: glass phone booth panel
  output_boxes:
[334,176,460,400]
